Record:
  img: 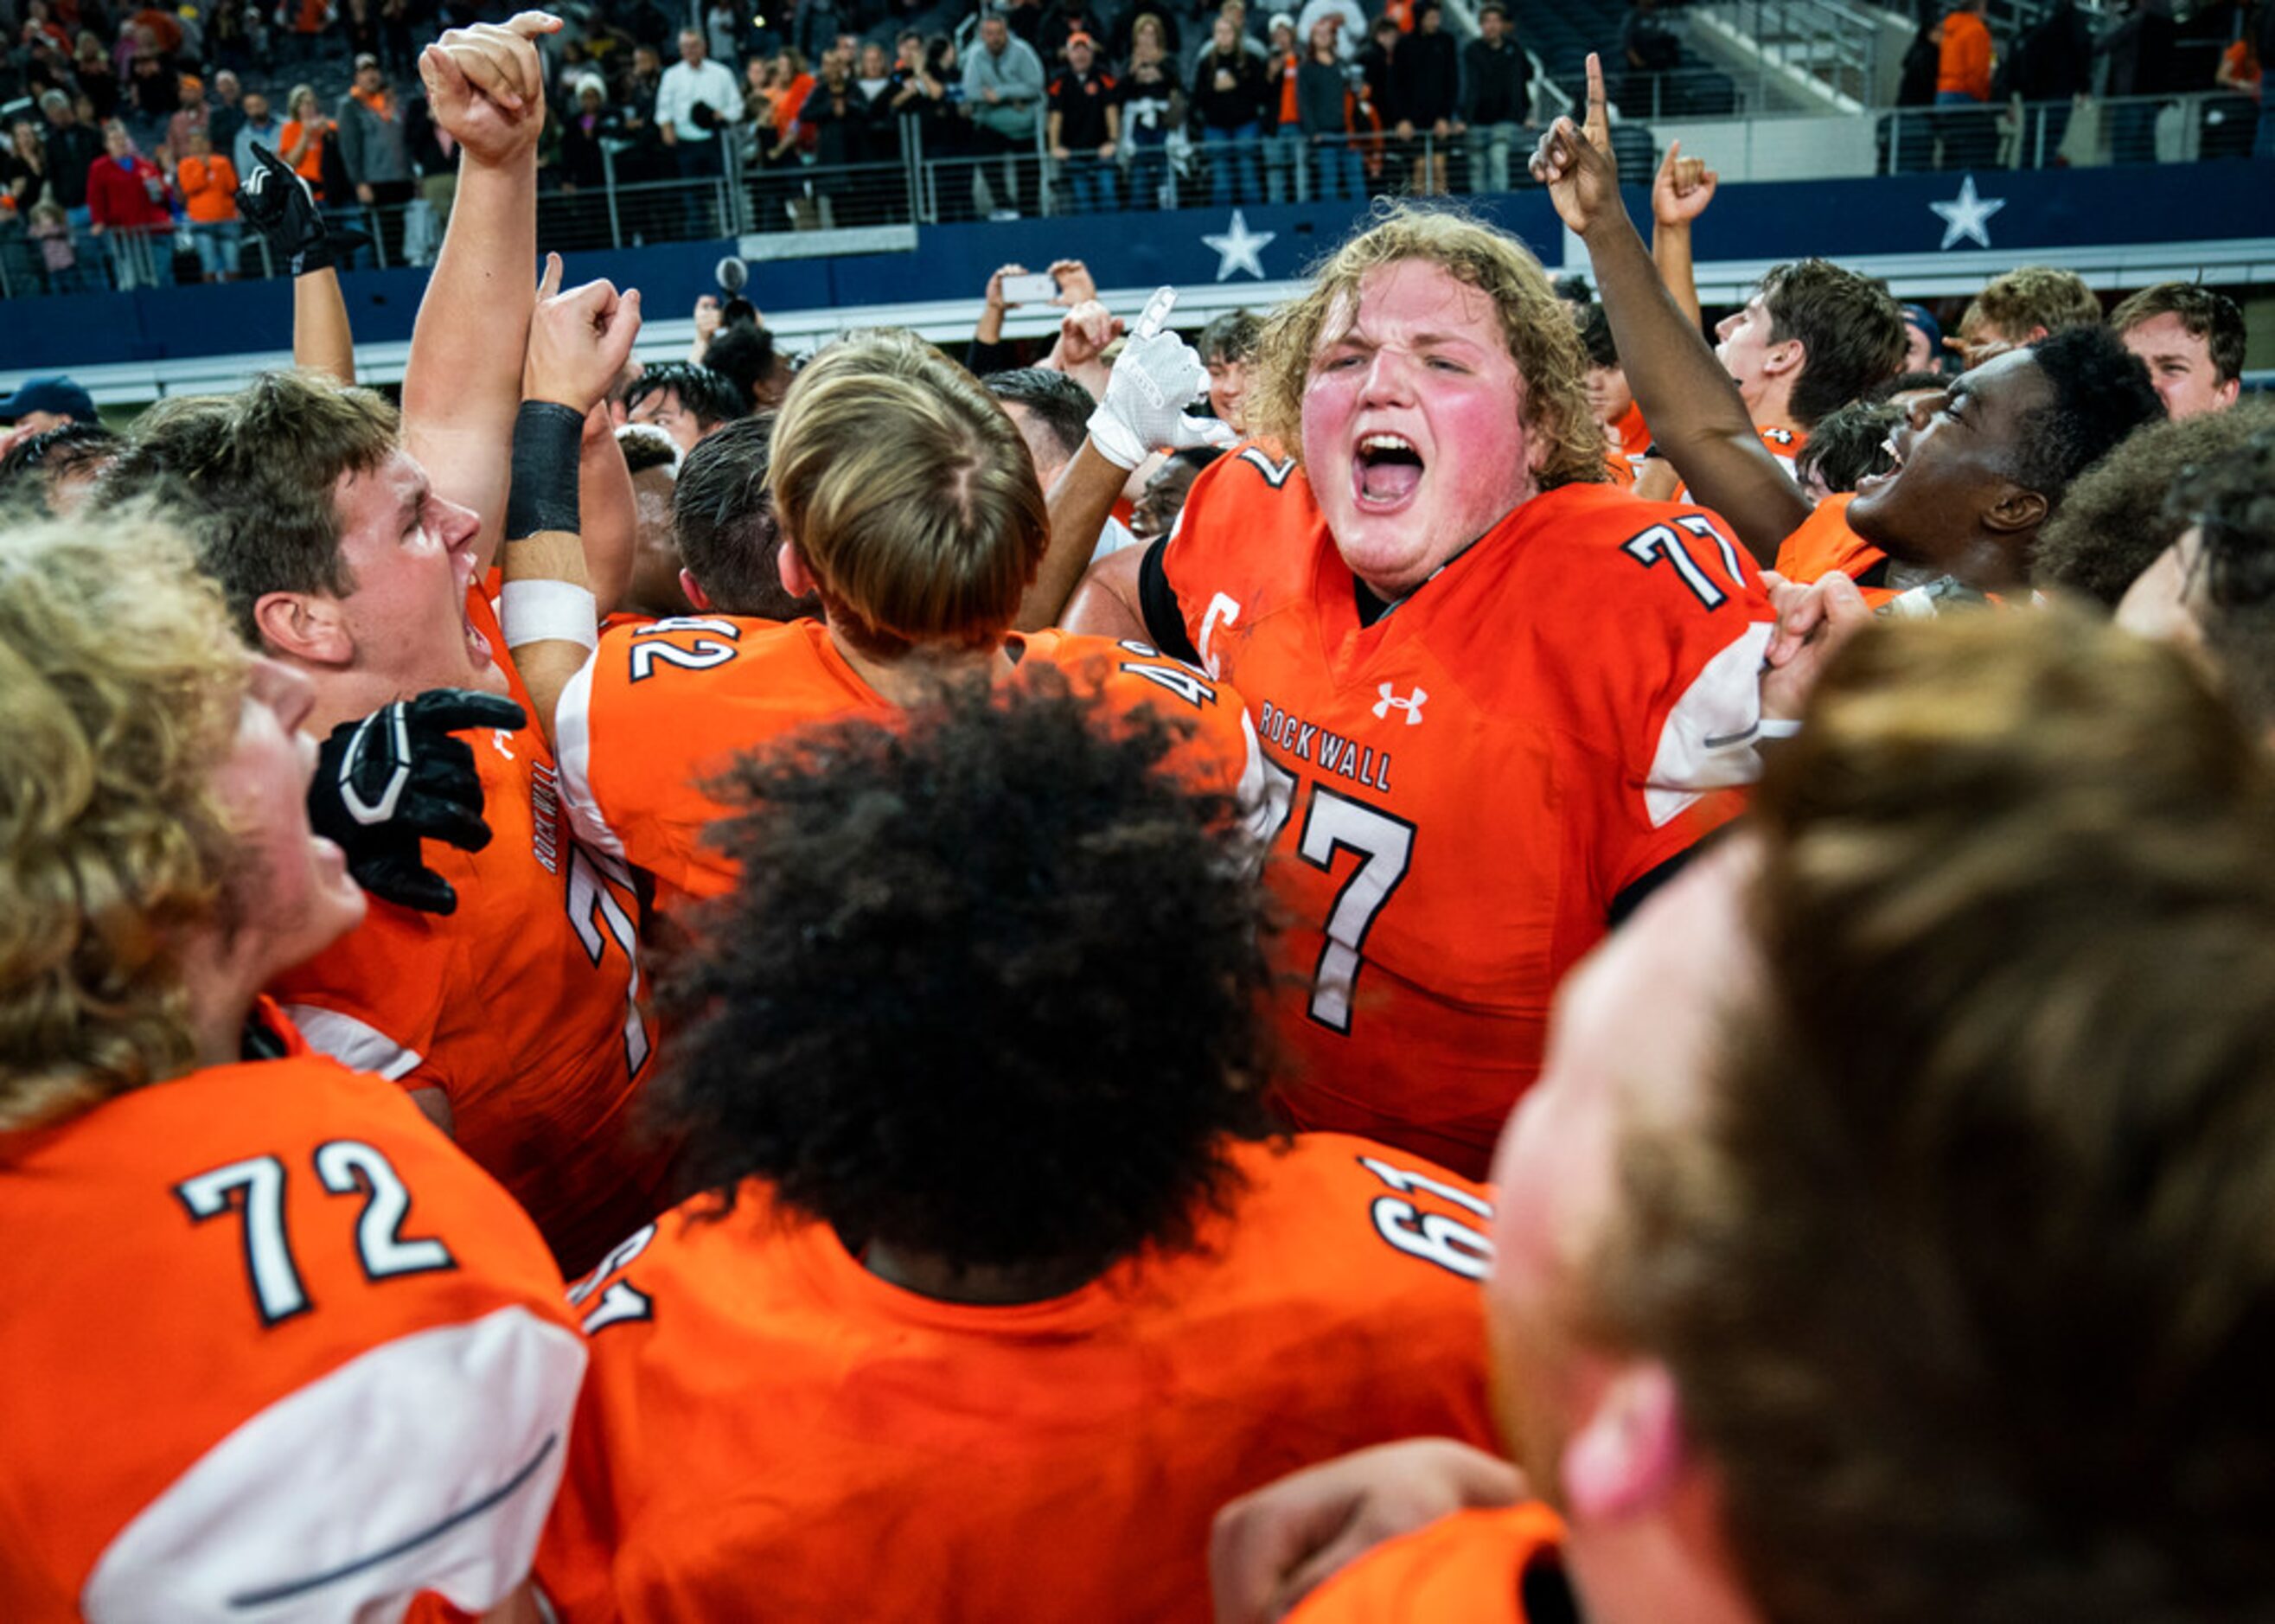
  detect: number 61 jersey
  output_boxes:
[1153,454,1775,1178]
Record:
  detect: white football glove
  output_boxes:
[1085,287,1240,470]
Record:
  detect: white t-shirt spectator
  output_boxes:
[656,58,744,143]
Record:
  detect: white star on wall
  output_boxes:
[1202,210,1275,281]
[1928,175,2006,251]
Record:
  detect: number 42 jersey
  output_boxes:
[1153,453,1775,1177]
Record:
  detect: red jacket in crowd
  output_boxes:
[86,150,174,230]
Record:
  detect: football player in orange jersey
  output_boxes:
[526,323,1260,917]
[1623,125,1901,506]
[1536,54,2164,598]
[0,515,583,1621]
[92,37,671,1275]
[534,676,1498,1621]
[1217,611,2275,1624]
[1052,209,1810,1178]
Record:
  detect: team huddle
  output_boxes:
[3,12,2272,1624]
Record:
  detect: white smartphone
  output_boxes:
[1000,272,1061,304]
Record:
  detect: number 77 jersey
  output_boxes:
[1160,456,1775,1178]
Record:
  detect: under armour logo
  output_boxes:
[1373,683,1428,725]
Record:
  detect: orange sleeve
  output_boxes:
[1284,1506,1567,1622]
[1772,493,1896,605]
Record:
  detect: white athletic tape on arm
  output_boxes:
[500,579,598,653]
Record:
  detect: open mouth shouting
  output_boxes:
[1857,428,1908,495]
[1355,432,1426,511]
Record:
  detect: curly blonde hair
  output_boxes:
[0,513,247,1132]
[1249,201,1607,492]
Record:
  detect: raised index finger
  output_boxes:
[1583,51,1607,142]
[1132,285,1177,342]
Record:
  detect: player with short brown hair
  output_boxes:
[2110,280,2247,419]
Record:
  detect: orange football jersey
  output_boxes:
[1605,400,1652,488]
[555,615,1260,913]
[1773,491,1900,605]
[1673,421,1807,508]
[0,1045,585,1620]
[274,585,668,1277]
[534,1134,1498,1621]
[1282,1506,1570,1623]
[1158,452,1774,1175]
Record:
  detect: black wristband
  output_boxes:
[506,400,586,540]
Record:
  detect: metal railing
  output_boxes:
[1605,64,1752,120]
[0,90,2263,298]
[1695,0,1882,108]
[1883,88,2260,172]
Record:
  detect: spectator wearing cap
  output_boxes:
[0,375,99,433]
[1899,303,1944,374]
[1462,2,1531,191]
[1264,11,1308,201]
[1046,31,1120,214]
[1297,0,1365,61]
[337,53,414,265]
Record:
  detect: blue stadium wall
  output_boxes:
[5,161,2272,374]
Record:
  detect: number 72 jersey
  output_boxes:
[0,1045,583,1621]
[1161,457,1775,1178]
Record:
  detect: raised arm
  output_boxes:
[1013,286,1233,631]
[404,10,560,577]
[577,402,638,617]
[501,254,643,745]
[1531,55,1808,560]
[233,143,356,384]
[1647,137,1716,332]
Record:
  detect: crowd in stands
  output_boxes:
[4,15,2275,1621]
[1895,0,2273,168]
[3,0,2265,291]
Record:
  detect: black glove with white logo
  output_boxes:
[235,142,368,277]
[307,689,528,916]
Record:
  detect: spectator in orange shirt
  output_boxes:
[277,81,330,199]
[1937,0,1994,100]
[1935,0,1996,167]
[173,125,240,280]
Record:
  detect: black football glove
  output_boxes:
[235,142,369,276]
[308,688,529,916]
